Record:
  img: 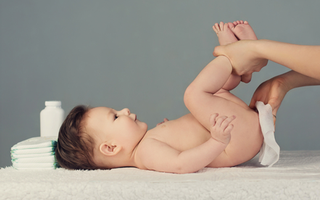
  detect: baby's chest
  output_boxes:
[148,114,211,151]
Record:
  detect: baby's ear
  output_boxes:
[99,142,121,156]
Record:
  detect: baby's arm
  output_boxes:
[137,114,235,174]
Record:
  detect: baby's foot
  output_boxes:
[213,22,238,45]
[229,20,258,40]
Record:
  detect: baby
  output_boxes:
[56,21,263,173]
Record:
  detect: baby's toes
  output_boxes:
[213,23,220,33]
[219,22,225,30]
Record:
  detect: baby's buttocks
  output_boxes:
[222,104,263,166]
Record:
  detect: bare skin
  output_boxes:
[212,22,320,118]
[86,21,263,174]
[249,70,320,120]
[213,20,257,44]
[213,21,258,88]
[213,22,238,45]
[230,20,258,40]
[213,39,320,82]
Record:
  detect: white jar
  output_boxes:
[40,101,65,138]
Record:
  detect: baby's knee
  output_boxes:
[222,74,241,91]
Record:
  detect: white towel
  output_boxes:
[256,101,280,167]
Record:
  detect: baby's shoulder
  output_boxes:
[137,137,166,151]
[134,137,171,169]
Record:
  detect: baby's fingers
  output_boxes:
[224,123,234,133]
[215,116,227,127]
[221,115,236,130]
[209,113,219,126]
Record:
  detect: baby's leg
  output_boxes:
[213,21,259,90]
[213,22,241,91]
[184,56,233,130]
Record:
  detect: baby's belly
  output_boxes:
[147,106,263,167]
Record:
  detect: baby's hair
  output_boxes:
[55,105,97,170]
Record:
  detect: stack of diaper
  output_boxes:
[11,137,59,170]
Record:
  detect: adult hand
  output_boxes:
[213,40,268,83]
[249,70,320,125]
[249,76,288,124]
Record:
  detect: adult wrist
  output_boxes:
[253,39,269,59]
[276,72,295,92]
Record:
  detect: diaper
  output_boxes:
[256,101,280,167]
[11,136,57,150]
[11,147,56,155]
[11,155,56,163]
[11,152,55,159]
[12,162,58,170]
[10,137,58,170]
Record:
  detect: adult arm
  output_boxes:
[249,70,320,118]
[213,39,320,82]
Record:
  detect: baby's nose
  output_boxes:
[121,108,130,115]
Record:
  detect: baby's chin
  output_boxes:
[139,121,148,131]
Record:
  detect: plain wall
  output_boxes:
[1,0,320,168]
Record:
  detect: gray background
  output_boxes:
[1,0,320,168]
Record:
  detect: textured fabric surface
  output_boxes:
[1,151,319,200]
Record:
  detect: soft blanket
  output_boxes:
[0,150,319,200]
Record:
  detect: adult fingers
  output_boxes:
[213,45,224,57]
[249,96,257,109]
[241,73,252,83]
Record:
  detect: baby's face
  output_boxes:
[85,107,148,152]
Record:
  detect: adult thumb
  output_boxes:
[213,45,224,57]
[241,74,252,83]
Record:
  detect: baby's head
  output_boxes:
[56,105,148,170]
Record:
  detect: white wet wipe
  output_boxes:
[256,101,280,167]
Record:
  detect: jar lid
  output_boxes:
[45,101,61,106]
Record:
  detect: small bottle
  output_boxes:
[40,101,65,138]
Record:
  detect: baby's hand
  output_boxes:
[209,114,236,144]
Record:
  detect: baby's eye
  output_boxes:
[114,115,118,120]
